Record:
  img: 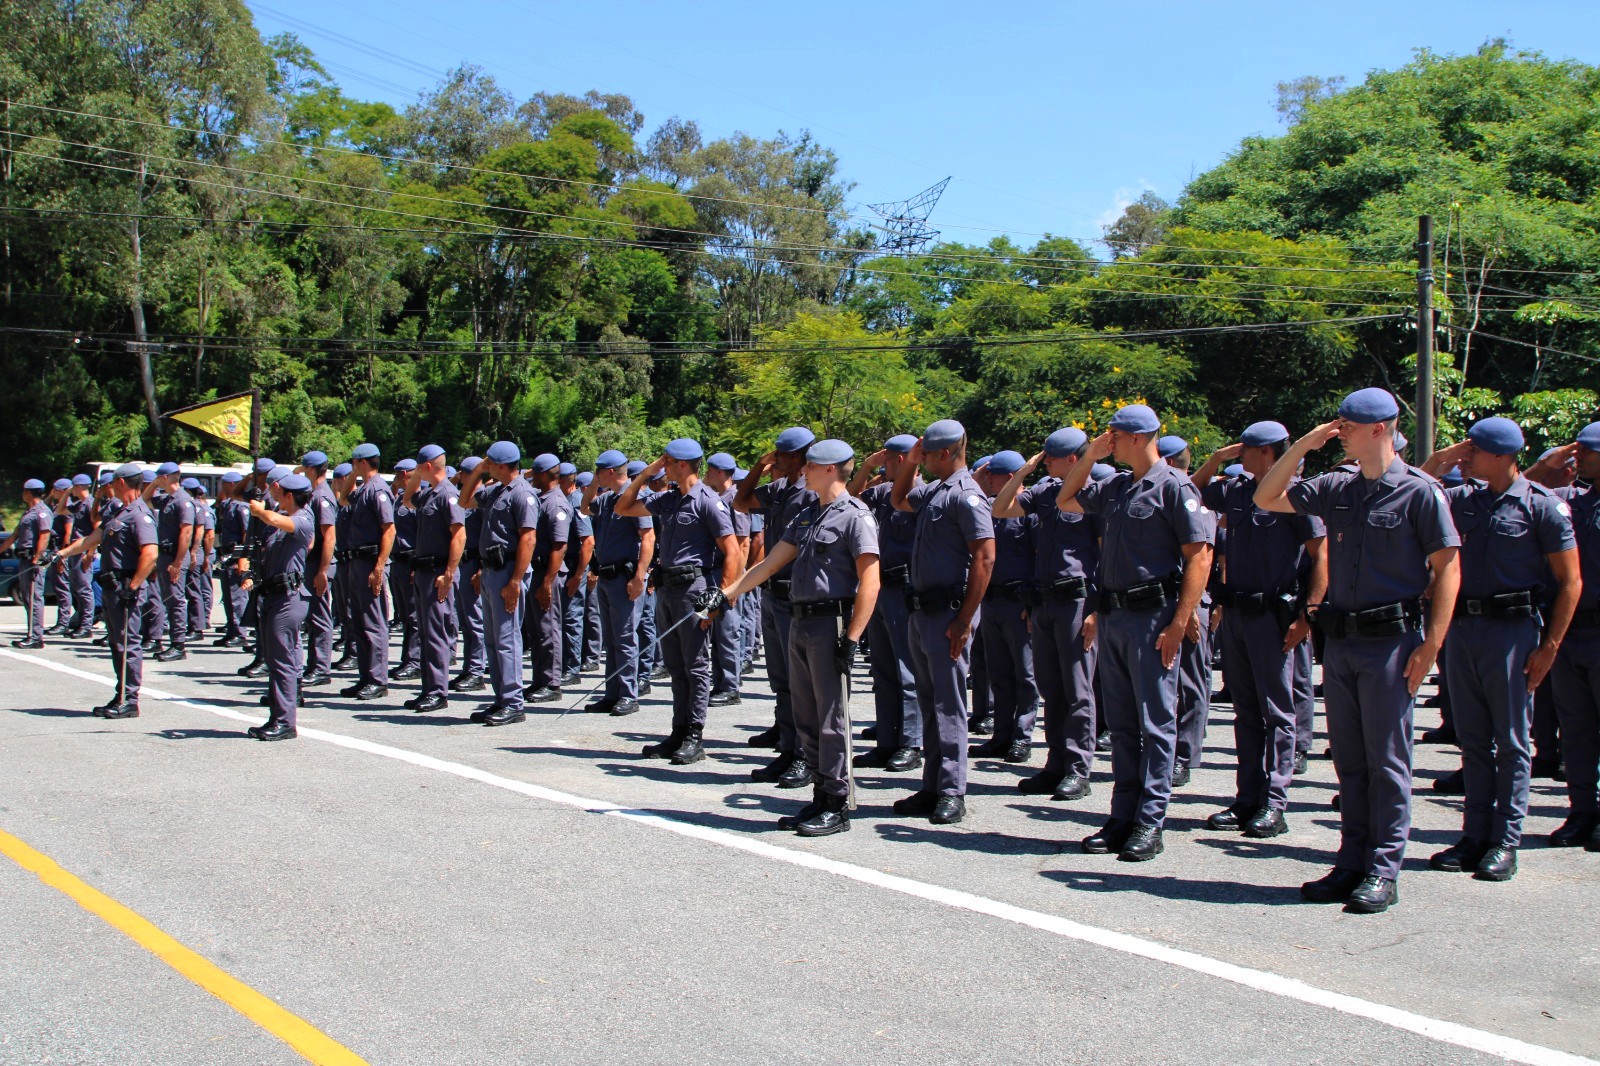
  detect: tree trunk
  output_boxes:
[129,156,161,432]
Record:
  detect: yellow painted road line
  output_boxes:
[0,826,366,1066]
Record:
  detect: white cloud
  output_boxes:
[1094,181,1159,232]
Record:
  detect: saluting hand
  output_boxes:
[864,448,889,469]
[1299,421,1342,451]
[1085,431,1115,462]
[1211,442,1245,463]
[1024,450,1046,473]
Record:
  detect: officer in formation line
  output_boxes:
[25,390,1599,913]
[3,478,54,648]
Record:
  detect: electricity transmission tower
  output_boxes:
[866,177,951,254]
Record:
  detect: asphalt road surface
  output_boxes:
[1,602,1596,1065]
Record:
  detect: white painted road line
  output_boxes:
[3,646,1592,1066]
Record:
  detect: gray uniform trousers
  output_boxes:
[970,631,990,722]
[1220,609,1298,811]
[978,593,1039,746]
[712,596,743,694]
[1322,628,1422,880]
[47,561,71,625]
[865,583,921,750]
[68,558,95,630]
[1098,603,1182,827]
[304,567,336,675]
[907,603,975,796]
[1293,641,1315,755]
[348,558,389,683]
[1030,597,1097,780]
[105,583,147,702]
[390,561,419,670]
[19,567,46,641]
[261,589,309,728]
[456,558,487,676]
[637,587,658,676]
[480,565,527,712]
[583,580,602,664]
[562,578,586,675]
[525,577,563,689]
[598,574,642,702]
[790,613,854,801]
[1446,616,1539,847]
[657,577,712,733]
[156,557,189,647]
[221,565,250,638]
[413,567,457,700]
[1532,679,1559,764]
[142,576,164,644]
[1175,602,1212,770]
[743,589,762,660]
[761,593,799,754]
[1550,627,1600,816]
[185,564,209,634]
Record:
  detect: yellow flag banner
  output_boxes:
[165,390,256,452]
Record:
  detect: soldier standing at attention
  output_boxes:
[242,472,314,741]
[146,462,194,662]
[704,451,749,707]
[4,479,53,648]
[406,444,466,714]
[558,462,591,687]
[451,456,490,693]
[523,454,571,704]
[300,451,339,689]
[581,450,655,716]
[460,442,539,726]
[341,443,396,701]
[1255,388,1461,913]
[388,458,422,684]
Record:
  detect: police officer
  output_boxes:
[558,461,591,686]
[460,442,537,725]
[3,478,53,648]
[241,472,315,740]
[580,450,655,716]
[1192,422,1327,839]
[616,439,739,764]
[626,459,661,685]
[577,471,603,671]
[735,426,819,785]
[212,472,250,645]
[183,479,214,641]
[42,478,75,635]
[704,451,749,706]
[992,427,1100,801]
[329,462,359,673]
[61,473,96,637]
[1056,405,1214,861]
[969,450,1040,763]
[406,444,465,714]
[299,451,339,688]
[146,462,195,662]
[451,456,490,693]
[1158,435,1215,785]
[341,443,396,700]
[523,453,571,703]
[56,464,158,716]
[1418,418,1578,880]
[714,439,880,834]
[1256,388,1461,913]
[851,435,924,773]
[888,419,995,825]
[388,457,422,683]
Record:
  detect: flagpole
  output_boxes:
[249,387,262,456]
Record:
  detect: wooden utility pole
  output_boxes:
[1415,215,1435,462]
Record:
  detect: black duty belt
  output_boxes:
[596,560,637,580]
[94,569,136,591]
[984,579,1030,602]
[880,564,910,589]
[1100,576,1179,613]
[658,563,707,588]
[258,571,304,597]
[1569,608,1600,629]
[766,576,793,602]
[792,598,851,620]
[348,544,381,561]
[1040,576,1090,603]
[906,584,966,613]
[393,548,415,564]
[480,544,511,571]
[158,540,177,554]
[411,554,448,573]
[1314,599,1423,640]
[1214,584,1300,615]
[461,547,479,565]
[1455,589,1537,621]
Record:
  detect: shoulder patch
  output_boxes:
[1433,487,1447,504]
[715,500,727,512]
[1557,500,1572,518]
[140,514,153,525]
[1184,498,1198,512]
[556,510,568,522]
[966,494,985,510]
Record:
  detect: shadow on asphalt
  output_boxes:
[12,707,94,717]
[1043,867,1305,906]
[154,727,251,741]
[874,821,1071,857]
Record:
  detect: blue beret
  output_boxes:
[775,426,816,453]
[531,453,560,473]
[331,462,353,478]
[265,465,290,483]
[807,439,854,465]
[1440,467,1465,487]
[1240,421,1289,447]
[1576,422,1600,450]
[53,477,72,491]
[253,457,274,473]
[1337,387,1400,424]
[221,471,244,484]
[575,471,593,487]
[156,461,180,476]
[351,442,381,461]
[595,449,627,470]
[301,450,328,467]
[1393,429,1408,451]
[460,456,482,472]
[279,473,312,492]
[71,473,92,487]
[557,462,577,477]
[648,466,667,481]
[707,452,737,472]
[733,467,749,481]
[1090,463,1117,481]
[973,455,992,471]
[180,477,201,491]
[394,458,417,472]
[97,471,115,485]
[444,466,457,479]
[885,434,919,455]
[485,441,521,465]
[417,444,445,463]
[1467,416,1524,456]
[1224,463,1245,478]
[664,438,703,461]
[1157,435,1188,459]
[113,463,145,482]
[23,478,45,491]
[1044,427,1087,458]
[1108,404,1161,434]
[626,460,647,477]
[987,450,1026,475]
[140,470,157,484]
[922,419,966,450]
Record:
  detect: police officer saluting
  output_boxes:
[213,472,250,645]
[580,450,655,716]
[3,478,53,648]
[342,443,396,700]
[300,451,339,688]
[1255,388,1461,913]
[461,442,537,725]
[241,472,315,740]
[523,454,571,703]
[713,439,880,835]
[451,456,490,693]
[972,449,1040,764]
[147,462,195,662]
[406,444,466,714]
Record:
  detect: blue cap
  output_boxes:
[445,465,457,479]
[595,449,627,470]
[557,462,577,477]
[22,478,45,491]
[1467,416,1524,456]
[113,463,144,482]
[626,460,647,477]
[575,471,593,487]
[987,450,1026,475]
[460,456,482,472]
[807,439,854,465]
[71,473,92,487]
[1044,427,1087,458]
[1240,421,1289,447]
[885,434,918,455]
[180,477,201,490]
[301,450,328,467]
[1393,429,1408,451]
[417,444,445,463]
[1090,463,1117,481]
[922,419,966,450]
[98,471,115,485]
[253,457,274,473]
[140,470,157,484]
[351,442,380,461]
[52,477,72,491]
[1577,422,1600,450]
[279,473,312,492]
[1440,467,1466,486]
[734,467,749,481]
[1337,387,1400,424]
[485,441,521,465]
[531,453,560,473]
[266,465,290,483]
[707,452,737,472]
[664,438,704,461]
[775,426,816,453]
[973,455,992,471]
[221,471,244,484]
[156,461,180,476]
[332,462,353,478]
[1224,463,1245,478]
[1157,435,1188,459]
[393,458,417,472]
[1108,404,1161,434]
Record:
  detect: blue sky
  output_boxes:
[247,0,1600,253]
